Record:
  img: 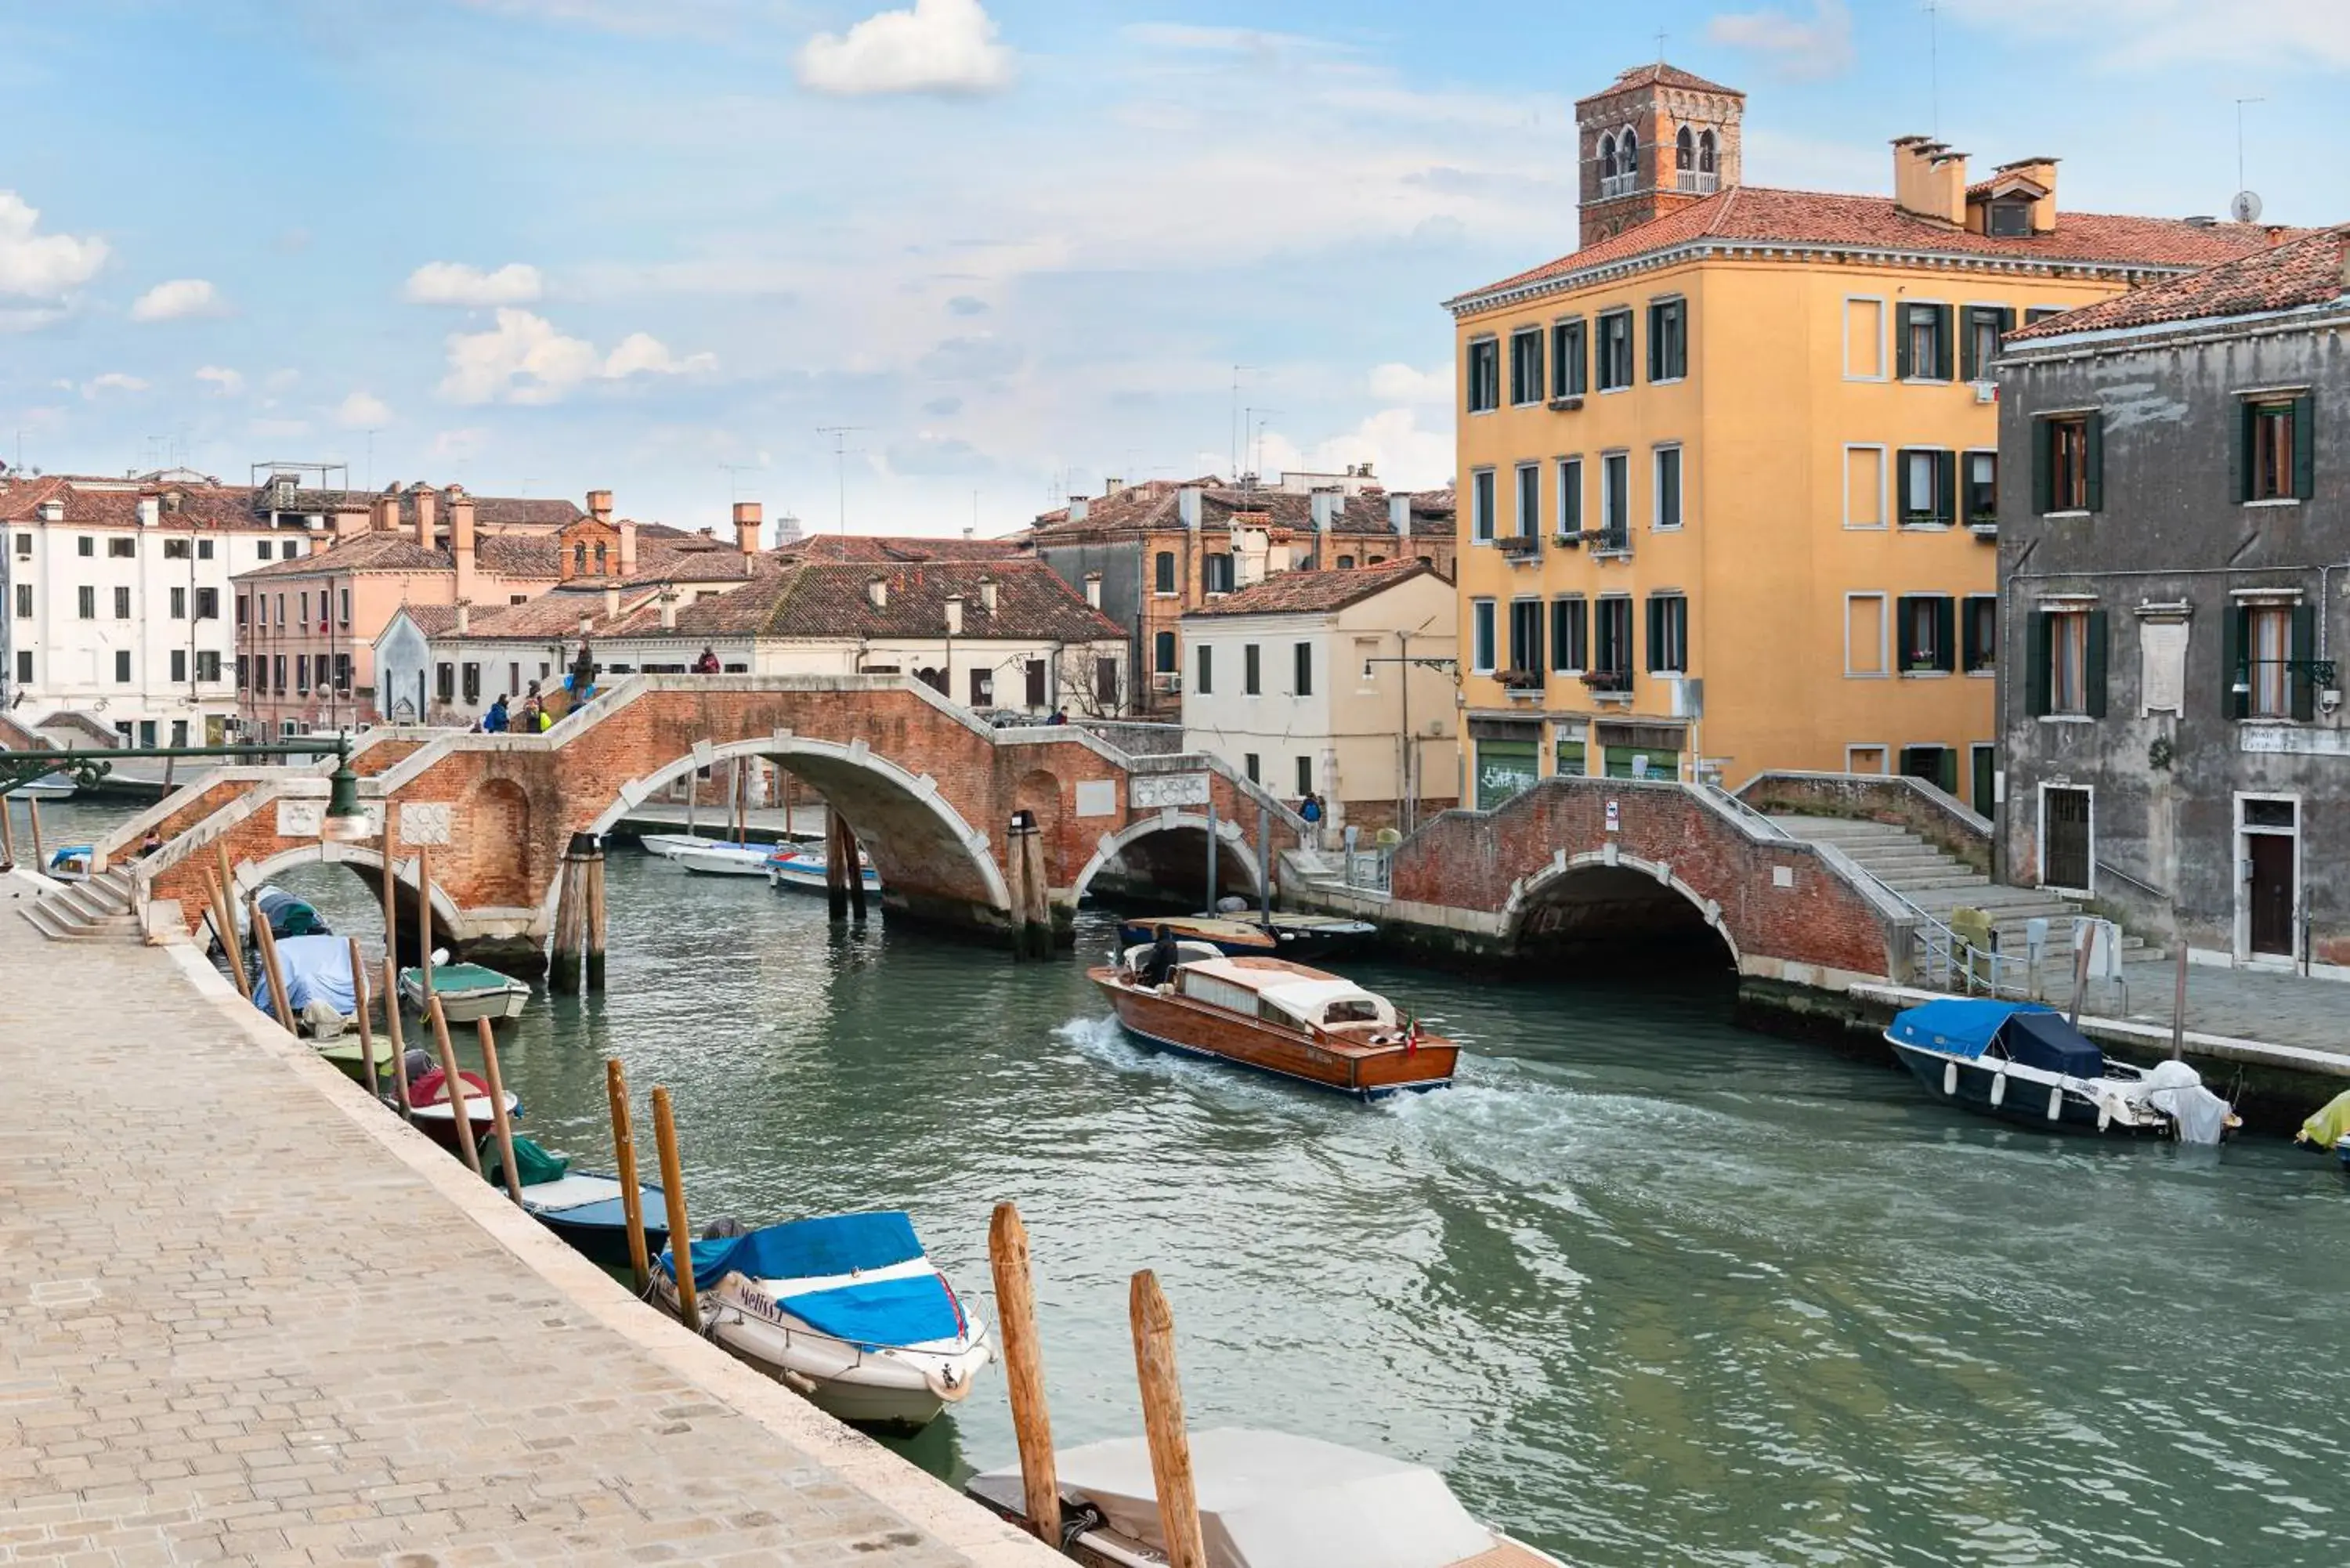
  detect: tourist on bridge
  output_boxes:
[483,695,509,733]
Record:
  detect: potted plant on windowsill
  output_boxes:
[1904,654,1945,674]
[1900,510,1945,529]
[1580,668,1630,693]
[1968,511,1998,533]
[1497,667,1544,692]
[1497,534,1542,558]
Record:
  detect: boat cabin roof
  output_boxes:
[1180,956,1396,1031]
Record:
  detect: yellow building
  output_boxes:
[1446,62,2283,811]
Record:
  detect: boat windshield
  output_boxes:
[1324,999,1381,1026]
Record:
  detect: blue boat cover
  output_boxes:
[250,934,357,1017]
[662,1211,925,1293]
[255,886,331,938]
[784,1274,962,1350]
[537,1196,667,1234]
[1888,999,2103,1077]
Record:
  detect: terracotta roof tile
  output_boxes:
[1577,62,1744,103]
[1185,559,1441,617]
[392,604,462,636]
[772,533,1032,564]
[232,529,562,580]
[455,584,659,639]
[2007,224,2350,341]
[599,560,1120,644]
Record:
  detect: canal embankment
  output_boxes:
[0,872,1058,1566]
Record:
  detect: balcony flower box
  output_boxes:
[1580,669,1631,693]
[1496,534,1542,559]
[1547,394,1585,413]
[1497,668,1545,693]
[1900,510,1947,529]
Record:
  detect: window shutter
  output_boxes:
[1934,306,1953,381]
[2032,420,2054,515]
[2291,602,2318,721]
[1937,450,1958,524]
[1895,312,1912,380]
[1960,311,1976,381]
[1997,307,2016,335]
[2025,612,2052,717]
[1645,596,1663,671]
[2222,605,2247,718]
[2084,611,2109,718]
[2237,400,2257,503]
[2292,394,2316,500]
[1933,597,1956,672]
[2083,413,2105,512]
[1896,450,1914,519]
[1646,306,1661,382]
[1936,748,1959,795]
[1895,595,1918,667]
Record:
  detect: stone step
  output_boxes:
[1842,851,1961,875]
[1874,870,1990,892]
[18,900,128,942]
[56,881,128,923]
[1770,817,1917,843]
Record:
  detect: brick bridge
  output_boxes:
[102,676,1304,969]
[1296,776,1922,988]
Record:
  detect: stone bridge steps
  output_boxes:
[17,865,139,942]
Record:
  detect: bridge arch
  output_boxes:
[1502,848,1741,970]
[228,840,468,939]
[1071,811,1264,905]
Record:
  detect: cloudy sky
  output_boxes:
[4,0,2344,537]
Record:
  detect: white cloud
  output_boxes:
[1253,406,1452,493]
[0,191,108,300]
[1708,0,1856,80]
[129,278,226,321]
[1945,0,2350,67]
[194,366,244,396]
[403,261,544,306]
[796,0,1013,96]
[82,372,150,398]
[439,308,714,404]
[337,391,394,428]
[1367,363,1451,406]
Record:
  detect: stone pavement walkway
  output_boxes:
[2114,958,2350,1063]
[0,880,1055,1566]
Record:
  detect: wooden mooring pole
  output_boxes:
[988,1202,1059,1542]
[606,1059,650,1292]
[206,864,244,989]
[381,958,415,1122]
[24,797,42,866]
[825,807,849,923]
[416,844,436,998]
[844,816,868,923]
[651,1087,698,1332]
[583,836,608,993]
[426,996,483,1178]
[380,829,399,969]
[1129,1270,1207,1568]
[349,937,380,1097]
[0,797,15,869]
[550,835,588,994]
[249,894,295,1031]
[2171,941,2189,1062]
[475,1019,523,1205]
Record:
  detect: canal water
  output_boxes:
[44,799,2350,1566]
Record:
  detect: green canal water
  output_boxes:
[45,800,2350,1566]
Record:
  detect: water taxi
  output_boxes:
[1089,945,1455,1099]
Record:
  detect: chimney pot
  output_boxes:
[1068,495,1090,523]
[137,496,160,528]
[578,612,593,636]
[1311,490,1338,532]
[1390,492,1412,537]
[605,585,621,621]
[454,600,470,635]
[945,594,964,636]
[978,576,998,614]
[619,518,638,577]
[451,495,478,604]
[1083,571,1103,609]
[1178,486,1203,530]
[733,500,763,557]
[413,486,437,551]
[659,590,678,630]
[587,488,613,522]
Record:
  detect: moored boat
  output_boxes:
[1885,999,2236,1140]
[669,841,774,877]
[398,962,530,1023]
[2296,1090,2350,1171]
[641,833,762,862]
[1117,912,1377,961]
[1090,945,1455,1099]
[652,1211,990,1432]
[15,773,76,801]
[43,844,93,882]
[247,932,358,1033]
[967,1428,1564,1568]
[765,844,881,894]
[406,1064,521,1154]
[489,1136,669,1267]
[254,884,332,938]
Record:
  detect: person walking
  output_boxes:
[483,695,509,734]
[1299,790,1325,851]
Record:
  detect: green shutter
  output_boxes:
[1646,306,1661,382]
[2291,602,2318,721]
[1938,449,1958,524]
[2222,605,2247,718]
[1645,596,1663,671]
[1895,309,1912,380]
[1936,748,1959,794]
[2083,413,2104,512]
[1895,595,1917,669]
[2084,611,2109,718]
[1933,597,1957,673]
[1997,306,2016,337]
[1934,306,1954,381]
[2293,394,2316,500]
[1896,450,1914,519]
[2032,420,2053,515]
[2025,612,2052,717]
[2237,400,2257,502]
[1960,309,1979,381]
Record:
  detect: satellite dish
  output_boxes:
[2231,190,2263,224]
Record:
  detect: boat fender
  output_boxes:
[2096,1105,2112,1133]
[1990,1068,2007,1108]
[779,1367,819,1396]
[2046,1084,2063,1121]
[1942,1061,1958,1097]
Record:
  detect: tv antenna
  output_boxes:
[2232,96,2264,223]
[1923,2,1940,137]
[815,426,866,533]
[1228,366,1256,482]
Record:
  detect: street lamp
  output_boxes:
[320,739,371,844]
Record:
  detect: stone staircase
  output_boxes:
[1769,815,2150,963]
[16,865,143,943]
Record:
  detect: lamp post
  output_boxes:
[1361,646,1459,836]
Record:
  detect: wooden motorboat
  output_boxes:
[765,844,881,894]
[1885,999,2236,1140]
[653,1211,990,1433]
[405,1065,520,1154]
[1118,912,1376,961]
[316,1035,400,1087]
[490,1136,669,1268]
[1090,946,1455,1099]
[399,963,530,1023]
[967,1428,1564,1568]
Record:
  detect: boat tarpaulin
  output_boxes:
[1886,999,2106,1076]
[782,1274,962,1350]
[255,886,331,938]
[666,1211,925,1292]
[1997,1010,2106,1078]
[489,1135,569,1189]
[421,963,521,993]
[250,934,356,1017]
[2301,1089,2350,1150]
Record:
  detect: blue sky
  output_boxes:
[4,0,2344,537]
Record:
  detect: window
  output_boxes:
[1593,598,1633,686]
[1293,641,1313,695]
[1295,756,1313,796]
[1596,310,1634,391]
[969,668,992,706]
[1599,453,1629,546]
[1896,594,1955,673]
[196,587,219,620]
[1244,752,1260,782]
[1466,337,1500,414]
[1552,594,1588,672]
[300,591,311,627]
[2024,306,2065,325]
[1645,594,1688,673]
[1898,302,1952,381]
[1196,644,1213,695]
[1653,445,1683,529]
[1509,326,1545,406]
[114,586,132,619]
[1896,448,1956,526]
[297,654,311,693]
[1845,594,1888,677]
[255,539,273,561]
[11,582,26,617]
[1556,457,1583,537]
[1965,452,1998,526]
[76,586,94,620]
[269,654,284,693]
[1153,629,1177,673]
[1960,305,2015,381]
[107,537,136,558]
[2026,608,2107,718]
[1900,746,1958,793]
[1204,552,1235,594]
[1336,555,1354,569]
[76,536,93,557]
[1844,446,1886,529]
[2225,602,2316,721]
[1647,298,1687,381]
[236,594,248,627]
[197,539,212,560]
[1470,599,1497,674]
[2034,413,2102,512]
[1514,462,1540,537]
[11,532,27,557]
[235,654,250,690]
[169,586,186,620]
[1095,658,1119,709]
[164,537,190,560]
[1471,468,1496,542]
[1550,317,1587,399]
[1507,598,1543,677]
[1962,595,1997,674]
[1556,725,1587,777]
[339,588,351,626]
[114,649,132,683]
[1022,659,1047,707]
[275,594,285,626]
[435,662,454,703]
[170,649,186,683]
[1987,202,2031,238]
[197,650,221,683]
[1154,551,1177,594]
[2243,396,2314,503]
[13,650,26,683]
[1245,642,1262,695]
[1844,298,1885,378]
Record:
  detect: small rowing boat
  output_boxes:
[43,844,93,882]
[1885,999,2236,1140]
[653,1211,990,1433]
[967,1428,1564,1568]
[488,1136,669,1267]
[398,962,530,1023]
[641,833,763,862]
[1090,944,1455,1099]
[406,1064,520,1154]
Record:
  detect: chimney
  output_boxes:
[945,594,964,635]
[605,584,621,621]
[307,533,328,555]
[413,485,437,550]
[372,493,399,533]
[978,576,998,614]
[733,500,762,557]
[1892,136,1966,226]
[588,488,613,523]
[1084,571,1103,609]
[867,575,888,609]
[137,496,160,528]
[1178,486,1203,530]
[1389,492,1412,537]
[1311,488,1339,533]
[450,493,477,605]
[454,600,470,635]
[619,518,638,577]
[1103,476,1123,495]
[1068,495,1090,523]
[659,589,678,630]
[577,612,594,637]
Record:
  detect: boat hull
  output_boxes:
[1117,915,1376,961]
[409,1096,520,1154]
[1888,1040,2150,1134]
[766,858,883,894]
[398,973,529,1023]
[671,844,774,876]
[1092,970,1455,1099]
[519,1174,670,1269]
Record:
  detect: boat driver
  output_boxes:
[1141,924,1181,988]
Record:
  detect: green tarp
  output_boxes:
[486,1135,569,1189]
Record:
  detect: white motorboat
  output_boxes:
[967,1429,1564,1568]
[653,1211,990,1432]
[668,841,774,877]
[1885,999,2236,1141]
[642,833,764,863]
[16,774,76,801]
[765,844,881,894]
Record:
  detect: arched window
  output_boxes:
[1619,126,1639,179]
[1676,126,1694,171]
[1698,129,1718,174]
[1597,132,1617,179]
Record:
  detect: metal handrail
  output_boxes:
[2095,858,2170,901]
[1697,783,1790,840]
[1813,839,2030,997]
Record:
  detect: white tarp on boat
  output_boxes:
[1027,1429,1495,1568]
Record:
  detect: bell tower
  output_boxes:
[1576,63,1745,250]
